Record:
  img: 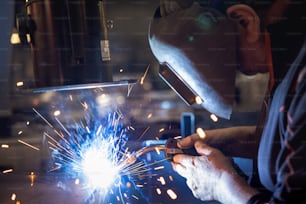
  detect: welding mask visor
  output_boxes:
[148,4,238,119]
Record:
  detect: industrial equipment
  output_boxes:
[17,0,114,89]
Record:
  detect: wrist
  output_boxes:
[216,170,258,204]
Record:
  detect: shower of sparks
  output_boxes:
[14,82,188,203]
[32,99,154,203]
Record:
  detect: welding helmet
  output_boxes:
[148,4,238,119]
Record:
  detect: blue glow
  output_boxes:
[50,110,130,199]
[37,90,150,203]
[80,139,120,190]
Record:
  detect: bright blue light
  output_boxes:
[36,90,151,203]
[52,111,127,193]
[80,139,120,190]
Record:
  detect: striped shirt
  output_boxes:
[252,40,306,203]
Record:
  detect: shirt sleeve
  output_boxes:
[248,66,306,204]
[273,66,306,203]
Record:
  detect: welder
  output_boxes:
[149,0,306,203]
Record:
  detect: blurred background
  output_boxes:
[0,0,269,203]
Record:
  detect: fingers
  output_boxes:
[173,154,195,167]
[194,141,214,156]
[172,154,195,178]
[177,133,201,149]
[172,162,188,177]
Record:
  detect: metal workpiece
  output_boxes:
[32,80,137,93]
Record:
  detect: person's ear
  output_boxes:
[226,4,261,43]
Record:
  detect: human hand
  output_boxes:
[177,126,258,158]
[159,0,194,17]
[172,141,241,202]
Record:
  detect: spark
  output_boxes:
[140,64,150,85]
[210,113,219,122]
[54,117,71,137]
[195,96,203,104]
[33,108,54,128]
[154,166,164,170]
[53,110,61,116]
[11,193,16,201]
[126,182,131,188]
[155,147,161,155]
[1,144,9,148]
[16,81,24,87]
[158,176,166,185]
[29,172,35,187]
[2,169,13,174]
[196,128,206,139]
[127,125,135,131]
[137,126,150,141]
[173,136,182,140]
[166,189,177,200]
[127,83,135,97]
[132,195,139,200]
[147,113,152,119]
[75,178,80,185]
[17,140,40,151]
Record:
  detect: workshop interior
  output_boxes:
[0,0,269,203]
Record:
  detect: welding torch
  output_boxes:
[117,112,198,170]
[118,138,198,170]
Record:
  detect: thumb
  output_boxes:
[194,141,214,156]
